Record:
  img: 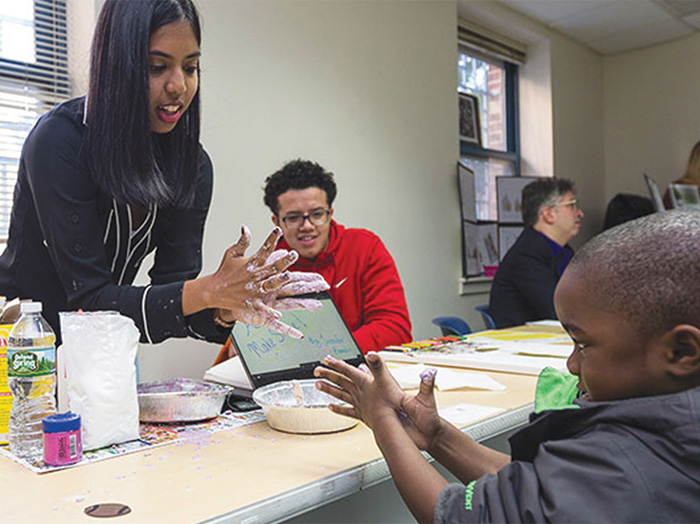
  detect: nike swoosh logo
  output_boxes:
[335,277,348,289]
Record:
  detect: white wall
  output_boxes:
[136,0,489,381]
[550,32,606,242]
[604,32,700,203]
[67,0,95,94]
[519,36,553,179]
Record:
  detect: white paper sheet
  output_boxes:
[512,342,571,358]
[439,403,504,426]
[203,356,253,389]
[525,320,563,328]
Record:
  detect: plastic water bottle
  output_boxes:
[7,302,57,461]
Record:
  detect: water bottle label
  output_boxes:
[7,345,56,377]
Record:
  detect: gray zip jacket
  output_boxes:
[435,386,700,523]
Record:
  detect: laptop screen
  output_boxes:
[229,292,365,388]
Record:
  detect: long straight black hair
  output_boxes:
[84,0,202,208]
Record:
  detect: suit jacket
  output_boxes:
[488,227,573,328]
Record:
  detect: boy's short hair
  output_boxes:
[521,178,576,227]
[263,159,338,215]
[566,210,700,337]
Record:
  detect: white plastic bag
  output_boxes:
[59,311,140,451]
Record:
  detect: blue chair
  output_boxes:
[431,316,471,336]
[475,305,496,330]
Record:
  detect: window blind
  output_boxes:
[0,0,69,241]
[458,17,526,66]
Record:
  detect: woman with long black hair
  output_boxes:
[0,0,326,344]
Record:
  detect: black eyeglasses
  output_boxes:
[280,209,331,229]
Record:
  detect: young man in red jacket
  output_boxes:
[215,159,412,363]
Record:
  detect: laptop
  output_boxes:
[205,291,365,398]
[668,183,700,210]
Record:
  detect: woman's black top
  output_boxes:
[0,97,229,344]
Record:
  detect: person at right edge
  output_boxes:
[663,139,700,209]
[489,177,583,328]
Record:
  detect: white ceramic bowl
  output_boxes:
[252,379,358,434]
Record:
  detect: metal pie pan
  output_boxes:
[137,378,230,423]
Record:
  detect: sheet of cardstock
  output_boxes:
[439,403,504,426]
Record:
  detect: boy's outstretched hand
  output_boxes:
[314,353,445,451]
[316,353,452,524]
[314,352,405,430]
[400,367,444,451]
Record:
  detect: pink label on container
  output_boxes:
[43,430,82,466]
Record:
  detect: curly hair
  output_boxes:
[566,210,700,337]
[263,159,338,214]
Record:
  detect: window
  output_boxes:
[0,0,69,242]
[458,47,519,222]
[457,21,524,283]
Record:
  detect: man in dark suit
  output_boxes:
[489,178,583,328]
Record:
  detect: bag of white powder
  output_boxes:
[58,311,140,451]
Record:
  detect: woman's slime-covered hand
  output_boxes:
[213,226,329,338]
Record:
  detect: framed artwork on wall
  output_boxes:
[458,92,481,146]
[496,176,539,224]
[498,225,523,261]
[463,221,499,276]
[463,222,480,277]
[477,222,499,269]
[458,162,477,222]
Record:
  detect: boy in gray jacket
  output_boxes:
[315,210,700,523]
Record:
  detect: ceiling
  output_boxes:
[491,0,700,55]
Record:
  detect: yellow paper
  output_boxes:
[0,323,13,445]
[467,330,564,341]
